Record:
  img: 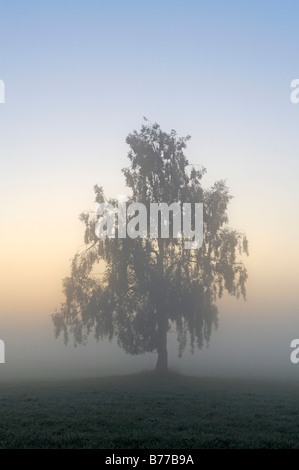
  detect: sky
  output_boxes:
[1,0,299,380]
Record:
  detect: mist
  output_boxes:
[1,1,299,386]
[1,294,298,383]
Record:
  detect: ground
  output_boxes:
[0,371,299,449]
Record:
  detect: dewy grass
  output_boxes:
[0,372,299,449]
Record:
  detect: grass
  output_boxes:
[0,371,299,448]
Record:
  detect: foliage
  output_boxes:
[52,120,248,369]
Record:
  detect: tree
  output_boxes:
[52,120,248,373]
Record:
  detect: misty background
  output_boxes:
[1,0,299,381]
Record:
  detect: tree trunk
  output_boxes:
[155,313,168,373]
[155,238,168,374]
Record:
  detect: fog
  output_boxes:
[1,1,299,385]
[0,295,298,382]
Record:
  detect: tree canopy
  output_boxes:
[52,120,248,372]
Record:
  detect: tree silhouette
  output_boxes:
[52,120,248,373]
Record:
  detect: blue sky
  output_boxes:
[1,0,299,187]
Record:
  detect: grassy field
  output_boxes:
[0,371,299,449]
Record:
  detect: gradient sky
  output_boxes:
[1,0,299,380]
